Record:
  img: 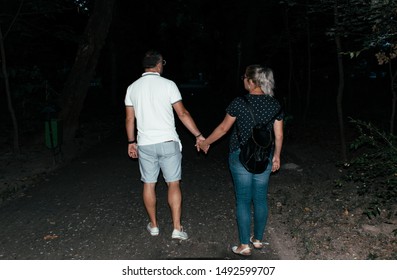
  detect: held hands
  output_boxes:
[196,137,210,154]
[195,135,207,152]
[195,135,209,153]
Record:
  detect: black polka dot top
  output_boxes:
[226,93,283,152]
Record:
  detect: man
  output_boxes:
[125,50,204,240]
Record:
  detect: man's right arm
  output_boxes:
[125,106,138,158]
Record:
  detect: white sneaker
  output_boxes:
[146,223,159,236]
[171,227,188,240]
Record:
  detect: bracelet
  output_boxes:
[128,140,137,144]
[195,133,202,138]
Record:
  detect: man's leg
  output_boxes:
[138,144,160,230]
[167,180,182,231]
[143,182,157,227]
[159,141,186,239]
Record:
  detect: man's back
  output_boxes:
[125,72,182,145]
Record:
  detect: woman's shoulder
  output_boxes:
[228,95,246,106]
[260,94,281,106]
[226,95,247,115]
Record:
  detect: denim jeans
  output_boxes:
[228,149,272,245]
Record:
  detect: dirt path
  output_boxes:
[2,117,395,260]
[0,128,293,260]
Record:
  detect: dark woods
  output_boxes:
[0,0,396,158]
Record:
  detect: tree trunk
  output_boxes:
[109,40,118,110]
[284,5,293,113]
[303,2,312,122]
[389,62,397,134]
[335,35,346,160]
[59,0,116,143]
[334,5,347,161]
[0,26,20,154]
[236,42,242,89]
[241,0,264,67]
[283,4,303,116]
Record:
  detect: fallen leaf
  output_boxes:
[44,234,59,240]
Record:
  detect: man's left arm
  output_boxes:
[172,101,205,146]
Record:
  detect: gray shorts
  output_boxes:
[138,141,182,183]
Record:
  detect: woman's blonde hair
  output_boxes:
[245,65,275,96]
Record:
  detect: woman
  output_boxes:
[198,65,284,256]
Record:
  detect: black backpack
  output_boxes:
[238,96,280,174]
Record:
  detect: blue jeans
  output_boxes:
[228,149,272,245]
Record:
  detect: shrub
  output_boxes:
[343,119,397,221]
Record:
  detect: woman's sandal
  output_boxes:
[250,236,264,249]
[232,245,252,256]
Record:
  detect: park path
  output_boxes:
[0,125,289,260]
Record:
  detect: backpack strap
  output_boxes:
[241,95,281,126]
[241,95,258,123]
[243,95,256,124]
[237,95,282,144]
[237,96,257,145]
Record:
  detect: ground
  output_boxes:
[0,118,396,260]
[270,121,397,260]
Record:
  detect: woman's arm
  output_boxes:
[199,113,236,153]
[272,119,284,172]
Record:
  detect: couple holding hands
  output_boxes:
[125,50,283,257]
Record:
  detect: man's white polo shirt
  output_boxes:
[125,72,183,149]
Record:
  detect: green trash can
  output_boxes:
[45,119,63,149]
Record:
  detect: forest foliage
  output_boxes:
[1,0,396,155]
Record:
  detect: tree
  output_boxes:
[279,0,310,117]
[279,0,391,160]
[0,0,24,154]
[369,1,397,133]
[311,0,377,160]
[1,0,84,153]
[330,1,397,133]
[1,25,19,153]
[333,2,347,161]
[59,0,116,143]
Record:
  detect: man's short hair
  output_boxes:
[142,50,162,68]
